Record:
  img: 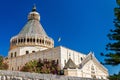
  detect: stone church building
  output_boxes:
[5,6,108,79]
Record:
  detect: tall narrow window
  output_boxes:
[40,39,41,43]
[26,51,29,54]
[33,38,35,42]
[18,39,20,43]
[42,40,44,44]
[81,57,83,61]
[27,38,29,42]
[14,52,17,57]
[11,53,13,58]
[57,59,59,64]
[12,67,13,71]
[21,38,23,43]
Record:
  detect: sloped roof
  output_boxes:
[18,5,48,37]
[80,52,108,73]
[64,58,77,69]
[18,20,48,37]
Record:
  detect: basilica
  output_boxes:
[5,5,108,79]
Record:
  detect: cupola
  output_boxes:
[28,5,40,21]
[9,5,54,51]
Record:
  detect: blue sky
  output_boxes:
[0,0,119,74]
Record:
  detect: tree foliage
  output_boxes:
[116,0,120,6]
[108,72,120,80]
[100,0,120,79]
[101,0,120,66]
[20,59,60,74]
[0,56,8,70]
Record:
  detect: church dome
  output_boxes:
[18,5,47,37]
[10,5,54,50]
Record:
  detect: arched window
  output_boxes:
[81,57,83,61]
[27,38,29,42]
[26,51,29,54]
[11,53,13,58]
[40,39,41,43]
[33,38,35,42]
[14,52,17,57]
[21,38,23,43]
[32,51,35,53]
[42,40,44,44]
[18,39,20,43]
[57,59,59,64]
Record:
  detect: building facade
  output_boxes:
[5,5,108,79]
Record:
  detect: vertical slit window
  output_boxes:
[27,38,29,42]
[21,38,23,43]
[33,38,35,42]
[40,39,41,43]
[11,53,13,58]
[18,39,20,43]
[14,52,17,57]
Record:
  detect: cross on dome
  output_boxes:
[32,4,37,12]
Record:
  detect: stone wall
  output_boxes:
[7,46,86,71]
[0,70,105,80]
[7,46,61,71]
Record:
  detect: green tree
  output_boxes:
[101,0,120,79]
[20,59,60,74]
[20,60,37,72]
[102,0,120,66]
[108,72,120,80]
[0,56,8,70]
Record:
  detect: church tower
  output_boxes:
[8,5,54,58]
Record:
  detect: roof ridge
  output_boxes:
[80,53,108,73]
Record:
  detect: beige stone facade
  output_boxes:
[7,46,85,70]
[5,5,109,79]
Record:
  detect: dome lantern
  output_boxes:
[28,5,40,21]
